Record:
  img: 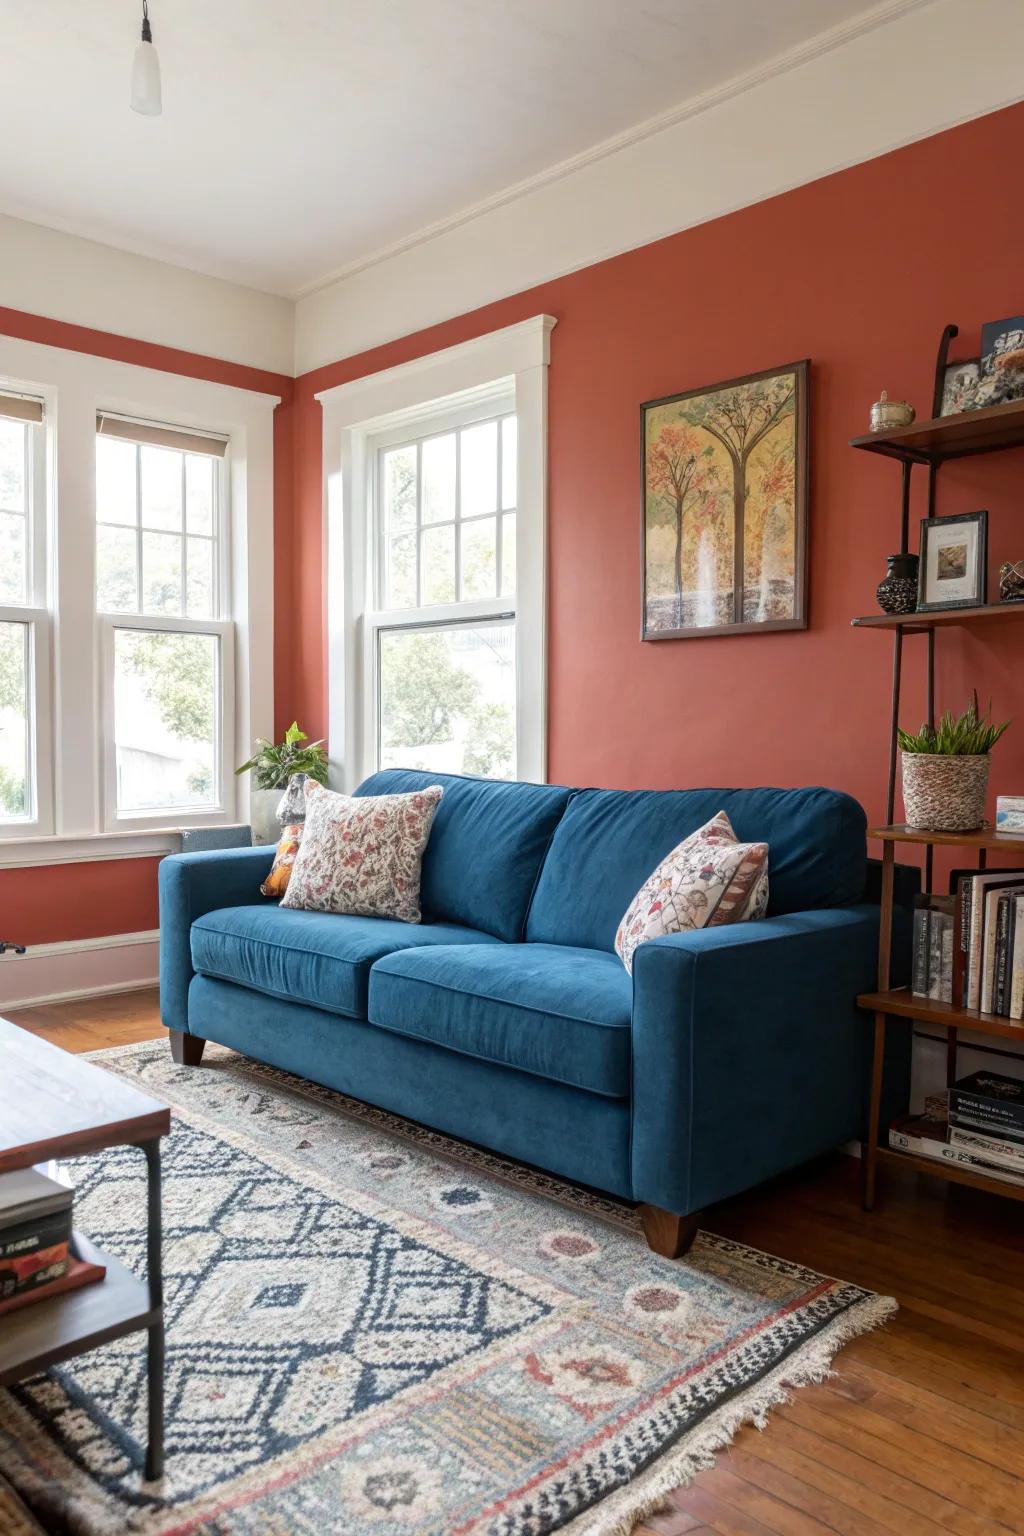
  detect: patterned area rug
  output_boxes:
[0,1040,894,1536]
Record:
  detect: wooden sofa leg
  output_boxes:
[169,1030,206,1066]
[639,1205,700,1259]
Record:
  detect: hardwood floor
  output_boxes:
[8,988,1024,1536]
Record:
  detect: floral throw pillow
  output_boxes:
[615,811,769,975]
[281,782,443,923]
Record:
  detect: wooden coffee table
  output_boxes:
[0,1019,170,1479]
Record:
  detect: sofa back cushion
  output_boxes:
[354,769,572,942]
[526,786,866,952]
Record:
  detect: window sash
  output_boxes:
[372,398,515,614]
[0,607,53,837]
[98,614,235,830]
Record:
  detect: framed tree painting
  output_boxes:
[641,360,809,639]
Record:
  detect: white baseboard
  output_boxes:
[0,931,160,1011]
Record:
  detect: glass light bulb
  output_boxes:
[131,40,162,115]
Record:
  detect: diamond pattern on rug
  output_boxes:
[9,1122,550,1507]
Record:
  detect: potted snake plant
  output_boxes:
[898,695,1010,832]
[236,722,328,844]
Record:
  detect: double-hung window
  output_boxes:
[95,415,234,827]
[0,393,50,835]
[369,399,518,780]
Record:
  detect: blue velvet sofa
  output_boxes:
[159,769,906,1256]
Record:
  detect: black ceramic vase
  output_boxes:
[876,553,919,615]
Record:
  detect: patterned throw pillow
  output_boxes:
[281,782,443,923]
[615,811,769,975]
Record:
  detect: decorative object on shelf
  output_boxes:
[875,552,919,615]
[917,509,988,612]
[641,361,809,639]
[999,559,1024,603]
[898,695,1010,831]
[996,795,1024,832]
[869,391,915,432]
[979,314,1024,405]
[939,358,981,415]
[236,722,328,845]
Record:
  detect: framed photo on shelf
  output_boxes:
[917,510,988,612]
[640,360,809,639]
[939,357,981,416]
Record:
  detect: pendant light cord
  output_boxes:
[141,0,153,43]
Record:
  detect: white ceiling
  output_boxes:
[0,0,911,298]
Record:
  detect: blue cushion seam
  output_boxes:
[522,790,578,942]
[370,969,630,1031]
[191,965,360,1018]
[191,923,485,966]
[364,1013,627,1099]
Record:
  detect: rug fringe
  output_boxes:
[562,1291,897,1536]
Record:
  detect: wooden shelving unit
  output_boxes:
[850,394,1024,463]
[858,825,1024,1210]
[852,603,1024,632]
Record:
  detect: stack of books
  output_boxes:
[0,1168,104,1316]
[890,1072,1024,1188]
[911,868,1024,1017]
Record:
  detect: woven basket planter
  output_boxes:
[900,752,991,832]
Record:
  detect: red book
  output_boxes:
[0,1254,106,1317]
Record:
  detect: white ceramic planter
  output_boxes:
[249,787,283,846]
[901,752,990,832]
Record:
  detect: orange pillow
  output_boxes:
[260,823,303,899]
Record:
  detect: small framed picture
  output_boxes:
[917,511,988,612]
[939,358,980,416]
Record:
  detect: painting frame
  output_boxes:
[640,359,810,641]
[917,510,988,613]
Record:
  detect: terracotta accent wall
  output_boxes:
[0,310,292,946]
[283,105,1024,854]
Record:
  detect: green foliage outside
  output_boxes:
[380,631,513,778]
[0,622,26,816]
[899,695,1010,756]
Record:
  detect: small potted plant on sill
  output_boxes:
[236,722,328,844]
[898,695,1010,832]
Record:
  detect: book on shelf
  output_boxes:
[889,1099,1024,1187]
[949,1124,1024,1174]
[948,1070,1024,1142]
[0,1241,105,1319]
[911,895,955,1002]
[962,870,1024,1011]
[0,1167,74,1302]
[1012,894,1024,1021]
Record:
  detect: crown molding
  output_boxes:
[292,0,932,302]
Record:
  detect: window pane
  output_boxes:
[460,421,498,517]
[114,629,217,811]
[185,454,214,534]
[96,524,138,612]
[421,524,455,605]
[140,445,182,532]
[500,512,516,597]
[96,437,137,526]
[0,420,26,513]
[384,444,417,535]
[460,516,496,599]
[0,511,26,604]
[385,533,417,609]
[501,415,517,510]
[422,433,455,524]
[186,536,214,618]
[0,621,29,821]
[142,530,183,615]
[379,622,515,779]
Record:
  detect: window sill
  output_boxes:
[1,828,186,870]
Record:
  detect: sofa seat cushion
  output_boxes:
[190,906,500,1020]
[368,943,633,1098]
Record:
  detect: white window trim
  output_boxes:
[0,333,278,858]
[318,314,555,790]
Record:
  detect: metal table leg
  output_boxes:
[141,1139,164,1481]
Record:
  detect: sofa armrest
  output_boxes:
[159,846,274,1034]
[629,905,910,1214]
